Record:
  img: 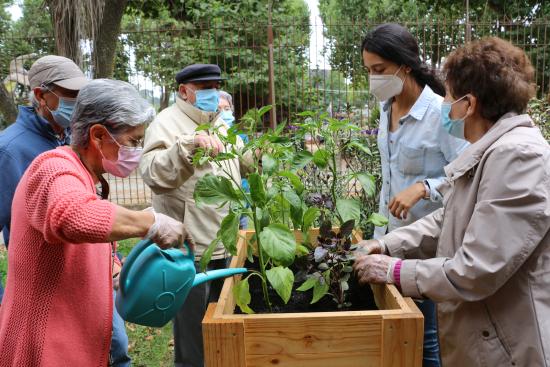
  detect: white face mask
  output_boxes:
[369,66,404,101]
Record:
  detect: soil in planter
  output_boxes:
[235,258,378,314]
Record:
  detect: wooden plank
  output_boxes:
[380,313,424,367]
[203,303,246,367]
[246,350,380,367]
[243,315,382,356]
[371,283,410,311]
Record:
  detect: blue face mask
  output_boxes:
[45,89,76,129]
[193,89,220,112]
[221,110,235,126]
[441,95,468,140]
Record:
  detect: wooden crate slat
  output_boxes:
[243,315,382,355]
[245,350,381,367]
[202,304,246,367]
[381,314,424,367]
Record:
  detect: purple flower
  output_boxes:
[360,128,379,136]
[288,125,299,131]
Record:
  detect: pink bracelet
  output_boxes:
[393,260,403,288]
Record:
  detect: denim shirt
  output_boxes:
[373,86,469,238]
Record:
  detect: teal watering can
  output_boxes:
[115,239,247,327]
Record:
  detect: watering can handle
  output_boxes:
[119,239,193,295]
[118,238,153,296]
[182,241,195,261]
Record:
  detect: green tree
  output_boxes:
[122,0,310,118]
[319,0,549,96]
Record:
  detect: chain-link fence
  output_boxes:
[1,16,549,206]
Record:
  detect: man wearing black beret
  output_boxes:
[140,64,251,367]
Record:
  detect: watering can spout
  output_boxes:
[193,267,248,287]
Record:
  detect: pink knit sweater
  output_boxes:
[0,146,117,366]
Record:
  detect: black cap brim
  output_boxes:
[179,75,226,84]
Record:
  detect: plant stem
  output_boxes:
[252,207,272,312]
[330,139,344,225]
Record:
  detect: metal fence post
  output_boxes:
[267,3,277,130]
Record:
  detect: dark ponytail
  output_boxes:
[361,23,445,97]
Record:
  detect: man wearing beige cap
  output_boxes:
[0,55,130,366]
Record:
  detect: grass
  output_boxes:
[0,238,174,366]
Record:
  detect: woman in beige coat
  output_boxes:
[354,37,550,366]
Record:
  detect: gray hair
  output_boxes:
[218,90,234,111]
[71,79,155,148]
[28,83,55,109]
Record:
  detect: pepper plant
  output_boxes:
[192,106,320,313]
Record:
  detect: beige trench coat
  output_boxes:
[140,96,249,260]
[383,113,550,366]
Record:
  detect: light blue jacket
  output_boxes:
[374,86,468,238]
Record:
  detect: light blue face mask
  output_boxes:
[441,95,468,140]
[221,110,235,126]
[193,89,220,112]
[45,89,76,129]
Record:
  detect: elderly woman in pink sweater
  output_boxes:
[0,79,193,366]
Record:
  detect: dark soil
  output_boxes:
[235,258,378,314]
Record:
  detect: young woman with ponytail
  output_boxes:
[358,23,468,367]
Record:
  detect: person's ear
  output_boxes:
[33,87,47,107]
[178,84,189,100]
[465,94,476,119]
[89,124,108,149]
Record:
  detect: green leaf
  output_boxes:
[336,198,361,223]
[282,189,301,209]
[266,266,294,304]
[194,174,242,207]
[255,207,270,231]
[302,207,320,232]
[261,154,277,174]
[213,152,237,162]
[367,213,389,227]
[195,124,211,132]
[258,105,273,117]
[291,151,313,171]
[199,237,221,272]
[313,148,330,168]
[312,277,330,304]
[248,173,267,207]
[233,278,254,314]
[278,170,304,194]
[348,141,372,155]
[296,244,310,256]
[290,204,303,230]
[356,173,376,198]
[258,224,297,267]
[297,277,317,292]
[219,212,240,255]
[296,111,316,117]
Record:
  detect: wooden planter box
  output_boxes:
[202,229,424,367]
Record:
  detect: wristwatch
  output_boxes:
[418,180,431,200]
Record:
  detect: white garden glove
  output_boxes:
[353,238,387,256]
[353,254,399,285]
[143,208,195,251]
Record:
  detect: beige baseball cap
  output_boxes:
[28,55,89,90]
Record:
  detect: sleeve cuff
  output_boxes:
[425,178,444,202]
[382,231,406,259]
[399,259,422,298]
